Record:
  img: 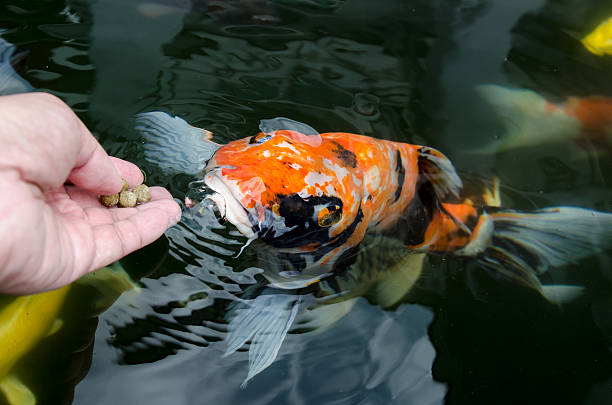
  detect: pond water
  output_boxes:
[2,0,612,404]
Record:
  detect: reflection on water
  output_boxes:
[2,0,612,404]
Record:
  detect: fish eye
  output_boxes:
[317,205,342,227]
[249,132,273,145]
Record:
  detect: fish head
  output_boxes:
[203,129,368,287]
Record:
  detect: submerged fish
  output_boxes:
[138,112,611,384]
[476,84,612,152]
[0,264,138,405]
[582,16,612,56]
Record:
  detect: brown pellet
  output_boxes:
[100,193,119,207]
[121,178,130,192]
[118,190,137,208]
[132,184,151,203]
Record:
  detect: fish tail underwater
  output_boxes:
[412,198,612,293]
[475,84,612,153]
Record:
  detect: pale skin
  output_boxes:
[0,92,182,295]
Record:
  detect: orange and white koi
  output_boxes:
[202,120,612,291]
[137,112,612,292]
[137,112,612,385]
[477,84,612,152]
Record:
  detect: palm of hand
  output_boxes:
[0,93,181,295]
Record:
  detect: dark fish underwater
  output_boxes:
[136,112,612,385]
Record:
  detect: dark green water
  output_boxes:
[3,0,612,404]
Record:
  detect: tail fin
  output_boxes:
[413,202,612,291]
[470,207,612,290]
[474,84,580,152]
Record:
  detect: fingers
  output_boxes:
[0,92,112,191]
[68,136,123,195]
[110,157,144,188]
[66,185,174,211]
[0,92,142,195]
[90,198,182,271]
[76,185,181,271]
[81,187,180,226]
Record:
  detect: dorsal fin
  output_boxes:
[259,117,319,135]
[417,146,462,200]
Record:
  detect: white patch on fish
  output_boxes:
[323,158,349,193]
[276,141,301,155]
[366,166,380,190]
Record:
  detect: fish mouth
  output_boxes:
[203,169,256,239]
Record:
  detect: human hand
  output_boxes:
[0,92,182,295]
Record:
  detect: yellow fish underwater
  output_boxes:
[583,16,612,56]
[0,264,138,405]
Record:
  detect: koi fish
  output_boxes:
[476,84,612,152]
[0,264,138,405]
[582,16,612,56]
[137,112,610,384]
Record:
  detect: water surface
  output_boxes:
[2,0,612,404]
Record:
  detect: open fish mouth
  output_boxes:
[203,169,257,240]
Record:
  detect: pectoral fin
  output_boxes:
[417,146,462,199]
[0,374,36,405]
[135,111,220,176]
[46,319,64,337]
[373,253,425,308]
[224,292,304,387]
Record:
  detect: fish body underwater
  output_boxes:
[0,264,139,405]
[582,15,612,56]
[138,112,612,384]
[476,84,612,152]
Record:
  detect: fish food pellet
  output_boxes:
[118,190,137,208]
[100,193,119,207]
[99,178,152,208]
[131,184,151,203]
[121,178,130,192]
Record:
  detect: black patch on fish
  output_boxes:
[486,233,543,276]
[320,276,341,295]
[394,150,405,202]
[330,141,357,168]
[390,181,436,246]
[249,133,273,144]
[331,244,360,276]
[259,194,343,248]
